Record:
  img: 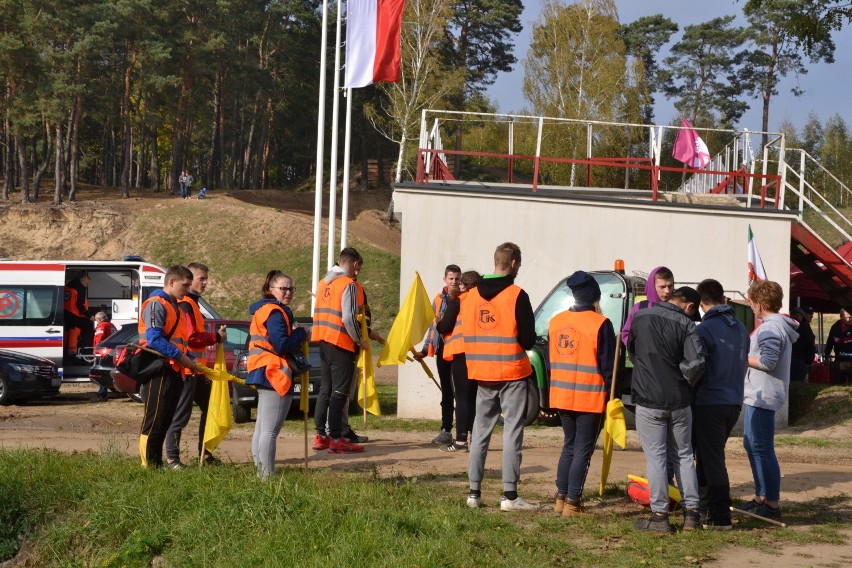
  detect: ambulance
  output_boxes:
[0,259,221,382]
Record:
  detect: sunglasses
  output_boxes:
[271,286,295,293]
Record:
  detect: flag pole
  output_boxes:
[327,0,344,268]
[311,0,330,313]
[302,340,310,469]
[341,88,353,250]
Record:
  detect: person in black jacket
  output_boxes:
[693,279,749,530]
[789,307,816,382]
[629,286,705,533]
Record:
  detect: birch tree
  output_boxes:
[365,0,464,182]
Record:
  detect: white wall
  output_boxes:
[392,185,796,425]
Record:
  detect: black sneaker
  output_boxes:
[342,431,369,444]
[164,460,184,471]
[634,512,674,533]
[740,498,762,512]
[754,502,781,518]
[683,509,701,531]
[203,453,222,465]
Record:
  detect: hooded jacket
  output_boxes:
[628,301,705,410]
[694,304,749,406]
[620,266,670,346]
[246,297,307,390]
[744,313,799,411]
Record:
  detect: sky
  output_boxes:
[485,0,852,133]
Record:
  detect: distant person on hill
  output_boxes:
[435,270,482,452]
[621,266,674,347]
[91,311,117,402]
[246,270,307,480]
[178,170,190,199]
[414,264,463,446]
[824,308,852,384]
[789,307,816,382]
[742,280,798,519]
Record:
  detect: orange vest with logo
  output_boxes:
[179,295,209,368]
[64,285,88,317]
[548,309,608,413]
[247,303,295,397]
[442,293,466,361]
[424,292,446,357]
[460,285,532,382]
[311,275,365,352]
[138,296,188,372]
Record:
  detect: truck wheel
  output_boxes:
[232,403,251,424]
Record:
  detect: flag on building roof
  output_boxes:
[748,225,767,286]
[672,118,711,169]
[344,0,406,88]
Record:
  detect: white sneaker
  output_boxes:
[500,496,538,511]
[466,494,481,509]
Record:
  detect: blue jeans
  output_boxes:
[556,410,603,500]
[743,405,781,501]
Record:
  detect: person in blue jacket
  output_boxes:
[693,279,749,530]
[246,270,307,480]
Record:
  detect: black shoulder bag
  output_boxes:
[116,315,181,384]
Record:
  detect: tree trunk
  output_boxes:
[252,97,272,189]
[69,90,82,202]
[54,123,65,205]
[33,121,52,199]
[360,109,368,190]
[151,125,160,193]
[17,133,30,204]
[120,55,135,198]
[2,101,11,201]
[207,68,222,191]
[241,93,261,189]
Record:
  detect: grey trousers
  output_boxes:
[252,388,293,480]
[635,404,700,512]
[468,377,529,494]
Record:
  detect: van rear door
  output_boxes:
[0,263,66,369]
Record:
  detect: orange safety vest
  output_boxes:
[178,295,210,368]
[311,275,365,352]
[247,303,295,396]
[424,292,446,357]
[460,285,532,382]
[138,296,188,372]
[64,285,88,318]
[442,292,466,361]
[548,309,608,413]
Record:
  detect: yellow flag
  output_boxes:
[599,398,628,496]
[357,312,381,415]
[202,344,233,453]
[377,272,434,366]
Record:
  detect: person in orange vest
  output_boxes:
[462,242,537,511]
[165,262,227,469]
[434,269,481,452]
[91,311,118,402]
[138,265,205,469]
[414,264,462,445]
[311,247,369,454]
[548,271,615,516]
[64,273,91,364]
[247,270,308,479]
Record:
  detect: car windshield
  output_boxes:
[99,324,139,347]
[534,272,628,338]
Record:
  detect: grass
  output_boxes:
[1,450,849,568]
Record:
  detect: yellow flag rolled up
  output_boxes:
[599,397,628,496]
[202,344,233,454]
[377,272,434,367]
[357,312,381,415]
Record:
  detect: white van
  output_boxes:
[0,259,221,382]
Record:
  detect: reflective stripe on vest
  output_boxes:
[138,295,187,372]
[178,295,209,368]
[548,309,608,413]
[310,275,364,352]
[442,293,467,361]
[460,285,531,382]
[247,303,294,396]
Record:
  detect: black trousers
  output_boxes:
[451,354,476,441]
[315,342,356,439]
[692,404,741,523]
[139,368,182,468]
[436,348,454,432]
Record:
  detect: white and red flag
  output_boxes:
[672,118,711,169]
[344,0,406,88]
[747,225,767,286]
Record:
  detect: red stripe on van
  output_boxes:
[141,265,165,273]
[0,263,65,271]
[0,338,64,348]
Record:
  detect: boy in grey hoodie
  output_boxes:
[743,280,799,519]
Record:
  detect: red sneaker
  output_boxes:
[312,434,330,451]
[327,438,365,454]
